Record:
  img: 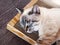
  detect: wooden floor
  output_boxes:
[0,0,59,45]
[0,0,31,45]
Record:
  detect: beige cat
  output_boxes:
[16,5,60,45]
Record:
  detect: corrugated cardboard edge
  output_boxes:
[7,0,38,45]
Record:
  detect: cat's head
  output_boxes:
[16,5,40,33]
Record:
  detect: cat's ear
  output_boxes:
[32,5,40,14]
[16,8,24,14]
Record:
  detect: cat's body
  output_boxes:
[36,8,60,45]
[16,5,60,45]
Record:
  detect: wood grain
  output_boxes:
[8,0,38,26]
[7,24,37,45]
[7,0,38,45]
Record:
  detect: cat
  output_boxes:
[16,5,60,45]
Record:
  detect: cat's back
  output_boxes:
[43,8,60,27]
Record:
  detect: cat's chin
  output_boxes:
[26,30,37,33]
[26,29,34,33]
[26,27,39,33]
[26,31,33,33]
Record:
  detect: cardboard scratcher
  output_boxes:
[7,0,53,45]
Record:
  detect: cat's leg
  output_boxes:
[37,33,57,45]
[37,22,59,45]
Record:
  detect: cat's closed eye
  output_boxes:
[32,20,38,22]
[28,11,33,15]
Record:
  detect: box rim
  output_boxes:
[7,0,38,45]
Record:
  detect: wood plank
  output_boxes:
[7,0,38,44]
[7,24,37,45]
[8,13,20,26]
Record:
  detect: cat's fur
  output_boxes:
[16,5,60,45]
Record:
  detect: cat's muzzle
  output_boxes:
[25,25,34,33]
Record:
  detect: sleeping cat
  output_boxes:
[16,5,60,45]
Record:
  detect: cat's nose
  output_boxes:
[25,25,29,31]
[32,5,40,14]
[27,19,30,23]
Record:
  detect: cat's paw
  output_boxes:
[37,37,43,42]
[37,38,42,43]
[37,37,43,44]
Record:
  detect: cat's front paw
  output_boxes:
[37,37,43,44]
[37,36,43,42]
